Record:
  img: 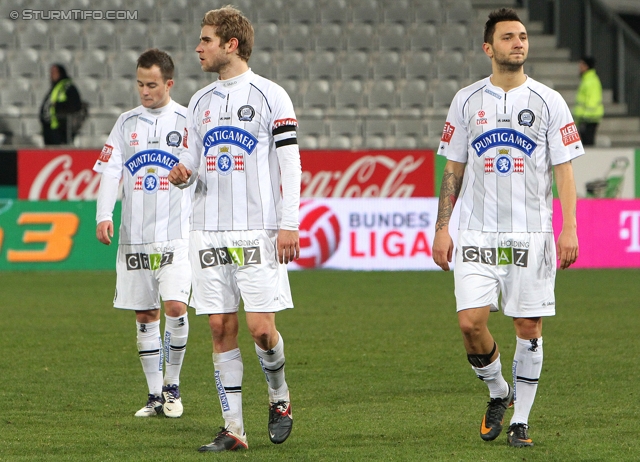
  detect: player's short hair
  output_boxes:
[201,5,254,62]
[137,48,175,82]
[483,8,523,44]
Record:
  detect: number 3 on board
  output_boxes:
[7,213,80,262]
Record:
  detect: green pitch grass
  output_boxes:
[1,269,639,461]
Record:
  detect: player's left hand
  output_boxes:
[556,230,578,269]
[277,229,300,264]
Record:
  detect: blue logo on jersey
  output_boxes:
[143,172,160,193]
[203,126,258,157]
[216,152,233,175]
[471,129,537,157]
[125,149,180,175]
[494,154,513,176]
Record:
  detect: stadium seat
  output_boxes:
[444,0,474,24]
[7,49,43,78]
[352,0,379,24]
[328,119,361,138]
[301,80,332,115]
[249,51,274,79]
[0,79,32,111]
[466,51,492,80]
[364,118,394,139]
[46,49,74,68]
[175,52,205,80]
[395,118,425,139]
[408,24,439,52]
[371,51,402,80]
[435,50,466,80]
[280,24,311,52]
[21,117,42,139]
[0,19,16,49]
[74,77,101,108]
[51,23,84,50]
[85,22,117,51]
[118,23,150,52]
[382,0,412,24]
[279,79,300,106]
[414,0,443,25]
[327,135,354,149]
[320,0,350,24]
[171,78,200,107]
[158,0,192,24]
[339,51,370,80]
[132,0,157,23]
[345,24,376,52]
[297,117,326,138]
[150,23,184,52]
[398,79,429,115]
[289,0,317,24]
[109,50,139,79]
[274,51,305,81]
[254,23,281,52]
[101,78,137,110]
[333,79,365,117]
[307,51,338,81]
[426,118,447,138]
[404,51,434,80]
[313,24,344,52]
[92,116,118,138]
[17,22,50,50]
[430,79,459,108]
[439,23,471,51]
[74,50,108,79]
[377,24,407,52]
[256,0,286,24]
[366,80,396,117]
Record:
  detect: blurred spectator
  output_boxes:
[572,56,603,146]
[39,64,83,145]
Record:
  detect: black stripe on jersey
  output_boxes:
[275,137,298,148]
[192,88,217,118]
[273,124,297,136]
[250,83,272,112]
[174,111,186,119]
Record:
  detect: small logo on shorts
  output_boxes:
[126,252,174,270]
[461,246,528,267]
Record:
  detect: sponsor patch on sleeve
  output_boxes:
[441,122,455,143]
[98,144,113,163]
[273,118,298,130]
[560,122,580,146]
[183,128,188,148]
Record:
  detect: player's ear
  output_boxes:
[166,79,174,90]
[482,42,493,59]
[226,37,239,54]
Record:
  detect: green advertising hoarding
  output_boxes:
[0,200,119,271]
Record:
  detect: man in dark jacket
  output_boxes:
[39,64,83,145]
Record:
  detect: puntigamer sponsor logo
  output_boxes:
[199,246,261,268]
[125,150,179,175]
[126,252,174,271]
[462,246,529,267]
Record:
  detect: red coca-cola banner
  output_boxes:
[18,149,435,200]
[301,150,434,197]
[18,149,101,200]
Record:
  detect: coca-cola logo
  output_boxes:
[300,153,429,198]
[28,155,101,200]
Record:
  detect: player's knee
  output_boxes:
[163,300,187,317]
[458,318,483,338]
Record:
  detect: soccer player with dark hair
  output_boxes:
[168,6,301,453]
[94,48,192,419]
[433,8,583,447]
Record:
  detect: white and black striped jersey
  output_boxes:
[437,76,584,233]
[94,100,191,245]
[179,69,300,232]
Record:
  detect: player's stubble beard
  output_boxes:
[494,52,527,74]
[202,55,231,75]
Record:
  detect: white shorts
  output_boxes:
[189,229,293,315]
[454,230,556,317]
[114,239,191,310]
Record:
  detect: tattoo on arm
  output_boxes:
[435,170,463,231]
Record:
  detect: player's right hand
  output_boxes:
[168,163,192,185]
[432,229,454,271]
[96,220,114,245]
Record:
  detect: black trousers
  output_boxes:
[579,122,599,146]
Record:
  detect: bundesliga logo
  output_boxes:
[296,201,341,268]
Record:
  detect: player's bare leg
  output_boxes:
[458,306,513,441]
[507,317,542,447]
[247,312,293,444]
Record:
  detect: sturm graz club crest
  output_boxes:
[237,105,255,122]
[216,146,233,176]
[166,130,182,147]
[494,152,514,176]
[518,109,535,127]
[143,167,160,193]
